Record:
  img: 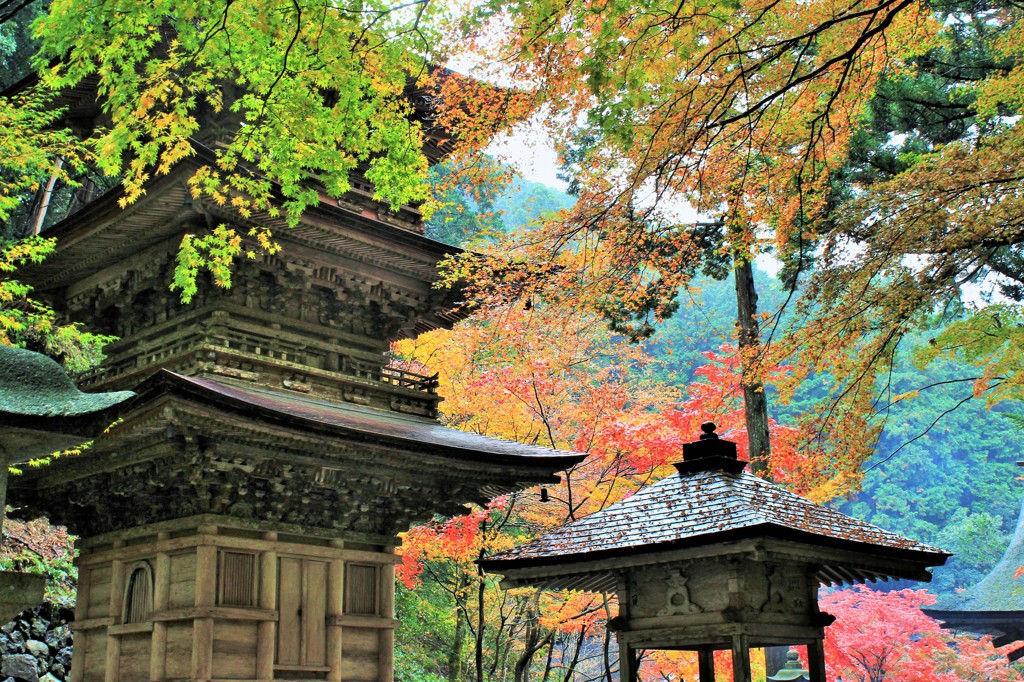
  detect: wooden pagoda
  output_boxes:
[480,424,949,682]
[924,463,1024,661]
[7,79,585,682]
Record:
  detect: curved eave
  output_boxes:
[28,150,463,291]
[480,523,949,589]
[135,370,586,471]
[923,609,1024,628]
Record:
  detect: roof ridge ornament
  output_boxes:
[674,422,747,475]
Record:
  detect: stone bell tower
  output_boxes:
[9,80,584,682]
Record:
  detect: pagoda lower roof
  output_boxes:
[9,369,586,540]
[140,371,585,468]
[481,468,948,586]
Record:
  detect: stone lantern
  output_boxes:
[0,345,134,621]
[767,651,810,680]
[480,423,950,682]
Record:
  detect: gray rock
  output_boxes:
[28,620,47,640]
[53,649,71,670]
[39,674,60,682]
[42,630,62,650]
[23,641,47,658]
[1,654,39,682]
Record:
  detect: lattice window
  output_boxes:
[218,551,258,607]
[343,564,378,615]
[123,563,154,624]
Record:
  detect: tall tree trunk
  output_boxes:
[764,646,790,679]
[513,593,550,682]
[734,255,771,476]
[733,230,787,669]
[28,157,64,236]
[449,603,468,682]
[476,520,487,682]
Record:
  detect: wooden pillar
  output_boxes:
[617,641,637,682]
[192,527,217,681]
[105,545,126,682]
[731,634,752,682]
[327,541,344,682]
[256,532,278,681]
[697,647,715,682]
[378,559,395,682]
[150,533,171,681]
[614,570,636,682]
[70,553,92,682]
[807,639,827,682]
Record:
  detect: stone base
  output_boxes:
[0,572,46,624]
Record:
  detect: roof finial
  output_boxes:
[675,420,744,475]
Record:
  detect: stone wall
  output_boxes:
[0,606,73,682]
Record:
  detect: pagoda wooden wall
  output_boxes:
[71,519,397,682]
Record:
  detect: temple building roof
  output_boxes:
[481,424,949,591]
[924,469,1024,660]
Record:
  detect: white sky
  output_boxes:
[486,125,568,192]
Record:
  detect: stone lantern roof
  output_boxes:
[0,345,135,460]
[767,650,810,680]
[0,345,134,622]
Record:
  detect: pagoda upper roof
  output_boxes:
[24,145,460,293]
[481,460,949,588]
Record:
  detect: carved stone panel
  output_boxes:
[629,558,816,626]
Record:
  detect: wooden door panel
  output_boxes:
[303,560,328,667]
[277,557,303,666]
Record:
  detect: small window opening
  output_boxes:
[123,563,154,623]
[344,564,379,615]
[218,551,258,607]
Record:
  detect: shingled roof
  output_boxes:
[481,424,948,589]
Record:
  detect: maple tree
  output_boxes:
[391,290,812,680]
[0,236,112,368]
[433,0,1023,493]
[820,586,1022,682]
[0,0,522,303]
